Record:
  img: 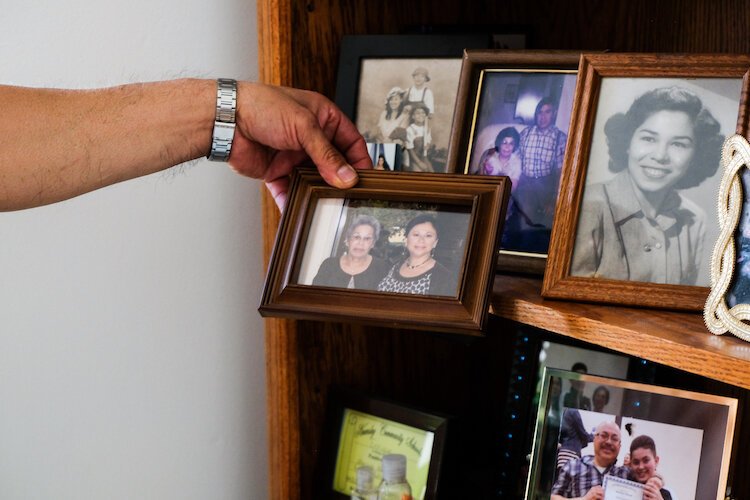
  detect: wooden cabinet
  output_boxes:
[257,1,750,498]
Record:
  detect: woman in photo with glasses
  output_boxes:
[571,86,724,285]
[312,214,390,290]
[474,126,523,185]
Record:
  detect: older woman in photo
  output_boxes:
[312,214,390,290]
[571,86,724,285]
[377,214,457,296]
[473,127,522,187]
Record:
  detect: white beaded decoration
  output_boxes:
[704,134,750,342]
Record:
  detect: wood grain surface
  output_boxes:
[257,0,750,497]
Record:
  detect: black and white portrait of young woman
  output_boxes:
[570,77,743,287]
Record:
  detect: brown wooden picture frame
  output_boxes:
[447,50,581,275]
[542,53,750,310]
[259,168,510,334]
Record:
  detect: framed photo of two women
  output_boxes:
[541,53,750,310]
[259,168,510,334]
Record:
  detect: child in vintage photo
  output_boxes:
[403,66,435,117]
[404,104,433,172]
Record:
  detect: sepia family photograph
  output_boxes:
[355,58,462,173]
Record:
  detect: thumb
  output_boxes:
[296,117,359,189]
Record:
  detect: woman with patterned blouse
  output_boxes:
[377,214,457,297]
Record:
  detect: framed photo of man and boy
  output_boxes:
[259,167,510,334]
[542,53,750,310]
[447,50,580,274]
[526,368,737,500]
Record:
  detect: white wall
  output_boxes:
[0,3,267,499]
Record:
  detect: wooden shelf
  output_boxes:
[490,275,750,390]
[257,1,750,498]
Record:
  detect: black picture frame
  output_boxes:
[320,389,448,500]
[335,34,491,173]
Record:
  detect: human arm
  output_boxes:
[569,409,593,447]
[0,79,371,211]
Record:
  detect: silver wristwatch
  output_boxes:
[208,78,237,161]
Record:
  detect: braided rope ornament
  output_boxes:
[704,134,750,341]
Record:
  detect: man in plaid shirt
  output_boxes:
[503,97,567,253]
[519,97,567,179]
[551,421,631,500]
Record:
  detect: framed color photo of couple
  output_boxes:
[543,53,750,310]
[259,168,510,334]
[447,50,580,274]
[525,368,737,500]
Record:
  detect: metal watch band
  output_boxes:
[208,78,237,162]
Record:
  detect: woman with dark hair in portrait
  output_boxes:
[571,86,724,285]
[377,214,457,296]
[473,126,522,187]
[374,154,389,170]
[312,214,390,290]
[374,87,409,146]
